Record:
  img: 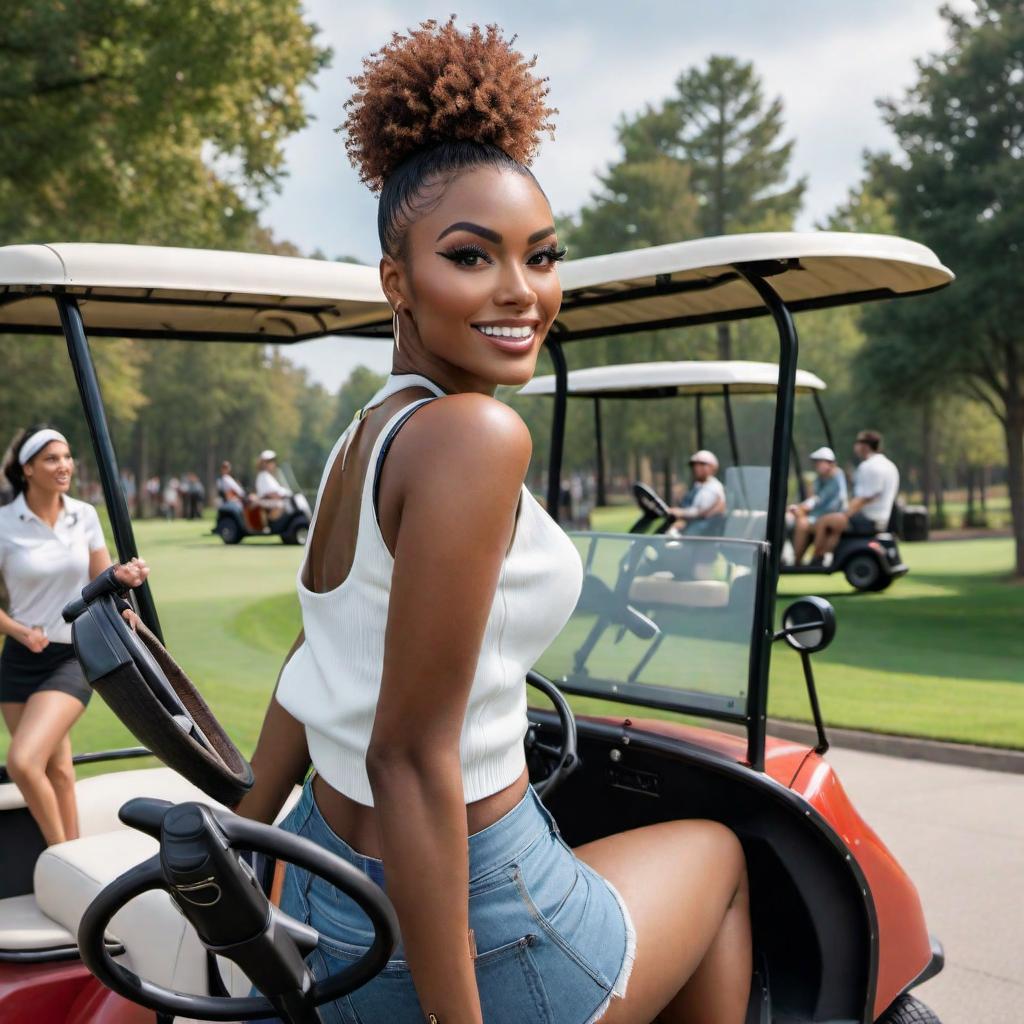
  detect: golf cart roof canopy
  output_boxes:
[0,232,950,343]
[552,231,952,341]
[0,243,391,342]
[519,360,827,399]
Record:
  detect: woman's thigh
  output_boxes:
[2,702,25,735]
[7,691,85,763]
[573,819,745,1024]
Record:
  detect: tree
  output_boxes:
[865,0,1024,572]
[617,55,806,357]
[0,0,330,246]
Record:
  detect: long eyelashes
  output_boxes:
[436,244,493,266]
[531,244,567,264]
[435,243,567,268]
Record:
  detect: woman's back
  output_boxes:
[276,373,583,824]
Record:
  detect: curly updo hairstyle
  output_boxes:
[341,17,557,258]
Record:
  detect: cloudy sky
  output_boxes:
[266,0,964,390]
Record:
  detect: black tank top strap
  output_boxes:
[372,397,439,526]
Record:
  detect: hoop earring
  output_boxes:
[392,303,402,353]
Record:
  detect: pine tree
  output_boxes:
[618,55,806,357]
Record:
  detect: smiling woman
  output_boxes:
[234,16,751,1024]
[0,426,150,847]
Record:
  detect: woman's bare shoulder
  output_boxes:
[394,393,532,482]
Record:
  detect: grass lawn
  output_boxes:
[2,513,1021,778]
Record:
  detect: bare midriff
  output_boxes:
[311,767,530,859]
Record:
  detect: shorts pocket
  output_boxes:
[316,935,551,1024]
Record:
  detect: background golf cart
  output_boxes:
[519,360,908,592]
[0,234,953,1023]
[212,461,312,546]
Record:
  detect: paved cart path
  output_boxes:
[829,748,1024,1024]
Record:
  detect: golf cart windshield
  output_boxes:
[521,364,827,722]
[534,532,762,722]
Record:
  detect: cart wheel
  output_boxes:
[283,522,308,545]
[877,994,941,1023]
[844,552,882,591]
[868,572,895,592]
[217,518,242,545]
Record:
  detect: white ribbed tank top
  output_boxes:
[276,374,584,806]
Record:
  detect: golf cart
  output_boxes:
[212,462,312,545]
[0,232,953,1023]
[519,360,908,592]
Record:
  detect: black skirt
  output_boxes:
[0,638,92,706]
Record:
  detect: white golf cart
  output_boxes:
[519,360,909,591]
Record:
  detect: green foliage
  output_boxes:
[619,55,806,237]
[851,0,1024,569]
[0,0,330,245]
[333,365,388,437]
[0,2,333,498]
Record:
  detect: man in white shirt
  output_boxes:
[254,450,292,521]
[813,430,900,564]
[668,450,727,535]
[216,461,246,508]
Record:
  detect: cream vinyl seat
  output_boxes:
[0,766,300,1018]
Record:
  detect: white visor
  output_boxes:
[809,446,837,462]
[259,449,276,461]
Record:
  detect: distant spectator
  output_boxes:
[183,472,205,519]
[162,476,181,520]
[668,450,727,536]
[144,476,161,518]
[788,446,848,564]
[814,430,900,566]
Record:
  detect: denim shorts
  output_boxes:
[272,777,635,1024]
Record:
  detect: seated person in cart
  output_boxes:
[216,460,245,512]
[789,446,848,564]
[252,449,292,524]
[813,430,899,565]
[667,449,727,535]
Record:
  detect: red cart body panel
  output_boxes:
[596,716,932,1020]
[0,961,153,1024]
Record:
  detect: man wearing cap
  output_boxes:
[668,450,727,535]
[814,430,899,565]
[788,446,848,564]
[254,450,292,522]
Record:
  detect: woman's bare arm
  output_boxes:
[233,628,311,821]
[367,394,531,1024]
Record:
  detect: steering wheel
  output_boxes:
[63,566,254,805]
[524,670,579,800]
[631,482,674,534]
[78,797,399,1022]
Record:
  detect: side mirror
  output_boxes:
[776,596,836,654]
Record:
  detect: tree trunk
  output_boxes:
[1003,402,1024,576]
[662,455,672,502]
[716,323,731,360]
[980,466,988,514]
[921,401,934,512]
[965,465,975,527]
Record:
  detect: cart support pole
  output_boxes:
[813,391,836,452]
[594,398,607,507]
[735,268,798,771]
[546,337,568,523]
[57,295,163,641]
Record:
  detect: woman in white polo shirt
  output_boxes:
[0,425,149,846]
